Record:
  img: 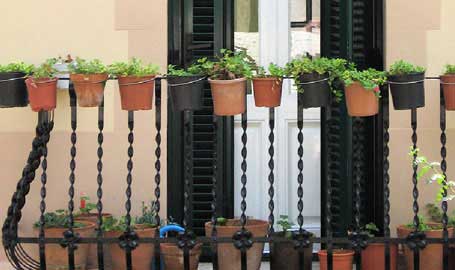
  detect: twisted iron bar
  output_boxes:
[96,101,105,269]
[383,86,391,270]
[267,108,276,268]
[211,115,219,270]
[154,79,162,270]
[440,84,449,270]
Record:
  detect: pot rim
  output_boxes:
[387,72,425,79]
[104,225,159,234]
[36,220,96,232]
[252,77,282,81]
[396,223,454,233]
[205,218,268,229]
[208,77,247,84]
[318,249,355,256]
[117,75,156,80]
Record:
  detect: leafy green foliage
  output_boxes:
[277,215,295,238]
[167,62,205,76]
[341,68,386,98]
[255,63,286,78]
[69,58,107,74]
[216,217,228,226]
[34,209,84,229]
[32,60,58,79]
[77,195,97,215]
[101,216,129,232]
[285,56,354,99]
[388,60,426,76]
[405,215,440,231]
[0,62,34,74]
[201,49,254,80]
[361,222,379,237]
[108,58,160,77]
[444,64,455,75]
[426,203,443,223]
[135,201,158,228]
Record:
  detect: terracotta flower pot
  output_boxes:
[344,82,379,117]
[105,225,157,270]
[0,72,28,108]
[118,75,155,111]
[361,243,398,270]
[70,73,108,107]
[161,242,202,270]
[35,221,95,270]
[388,72,425,110]
[205,219,268,270]
[167,75,205,111]
[25,77,58,112]
[209,78,247,116]
[298,72,331,108]
[270,232,313,270]
[441,74,455,110]
[318,249,354,270]
[397,224,454,270]
[252,77,282,108]
[75,213,112,269]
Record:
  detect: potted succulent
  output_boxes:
[108,58,160,111]
[25,60,58,112]
[103,202,158,270]
[33,210,95,270]
[74,194,112,269]
[387,60,426,110]
[318,249,354,270]
[203,49,254,116]
[0,62,34,108]
[441,64,455,110]
[355,223,398,270]
[270,215,313,270]
[167,62,206,111]
[285,57,351,108]
[205,217,268,270]
[69,58,108,107]
[252,63,286,108]
[342,68,387,117]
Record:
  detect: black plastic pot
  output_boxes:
[168,75,205,112]
[298,73,330,108]
[270,232,313,270]
[0,72,28,108]
[388,72,425,110]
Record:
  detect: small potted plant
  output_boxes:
[74,194,112,269]
[69,58,108,107]
[204,49,254,116]
[252,63,286,108]
[0,62,34,108]
[387,60,426,110]
[205,217,268,270]
[286,57,351,108]
[342,68,386,117]
[33,210,95,269]
[167,62,206,111]
[25,60,58,112]
[441,64,455,110]
[108,58,160,111]
[270,215,313,270]
[103,202,158,270]
[354,222,398,270]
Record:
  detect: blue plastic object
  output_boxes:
[159,224,185,238]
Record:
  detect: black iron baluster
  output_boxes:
[96,100,105,270]
[440,82,449,270]
[211,114,219,270]
[38,112,50,270]
[325,107,334,270]
[154,79,162,270]
[268,108,276,268]
[383,86,391,270]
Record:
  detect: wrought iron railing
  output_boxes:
[1,76,453,270]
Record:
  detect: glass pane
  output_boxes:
[234,0,259,63]
[290,0,321,58]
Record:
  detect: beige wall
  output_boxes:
[0,0,167,262]
[387,0,455,233]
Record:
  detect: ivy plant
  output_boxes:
[285,56,354,100]
[32,61,57,79]
[33,209,84,229]
[277,215,295,238]
[108,58,160,77]
[341,68,387,98]
[167,62,205,76]
[0,62,34,74]
[201,49,254,80]
[68,58,107,74]
[388,60,426,76]
[443,64,455,75]
[135,201,158,228]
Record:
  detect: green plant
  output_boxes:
[255,63,286,78]
[0,62,34,74]
[285,57,354,100]
[361,222,379,237]
[108,58,160,77]
[101,216,130,232]
[426,203,443,223]
[405,215,440,231]
[277,215,295,238]
[388,60,426,76]
[167,62,205,76]
[33,209,84,229]
[201,49,254,80]
[443,64,455,75]
[341,68,387,98]
[216,217,228,226]
[68,58,107,74]
[32,61,57,79]
[135,201,158,228]
[77,195,97,215]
